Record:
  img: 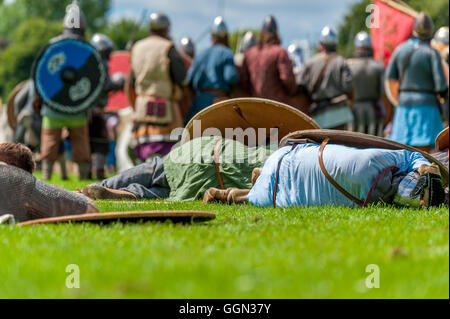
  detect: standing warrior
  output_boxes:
[347,31,386,136]
[89,33,125,180]
[386,13,448,152]
[129,12,187,162]
[185,16,239,123]
[298,26,354,130]
[240,16,297,104]
[39,2,92,180]
[234,31,257,69]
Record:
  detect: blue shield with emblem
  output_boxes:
[32,38,107,114]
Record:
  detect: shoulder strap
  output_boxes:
[311,54,337,95]
[318,138,364,206]
[214,138,226,190]
[399,44,419,85]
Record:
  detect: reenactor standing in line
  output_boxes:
[298,26,354,130]
[347,31,387,136]
[186,16,239,124]
[240,16,297,104]
[386,13,448,152]
[129,12,187,162]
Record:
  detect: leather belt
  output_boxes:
[214,138,225,190]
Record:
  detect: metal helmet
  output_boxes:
[149,12,171,32]
[412,12,434,41]
[262,15,278,33]
[320,25,337,46]
[288,43,304,69]
[90,33,114,58]
[434,26,449,45]
[239,31,257,52]
[211,16,228,37]
[179,37,195,58]
[63,0,86,36]
[354,31,372,48]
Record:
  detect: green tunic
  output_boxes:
[164,136,275,201]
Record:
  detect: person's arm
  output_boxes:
[223,54,239,88]
[340,60,354,95]
[27,177,98,219]
[168,46,188,87]
[386,48,399,80]
[277,49,297,95]
[430,49,449,99]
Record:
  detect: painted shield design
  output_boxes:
[32,38,107,114]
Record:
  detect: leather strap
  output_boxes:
[214,138,225,190]
[318,138,364,206]
[311,54,337,96]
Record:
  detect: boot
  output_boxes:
[42,160,54,181]
[78,163,91,181]
[203,188,232,204]
[81,185,137,200]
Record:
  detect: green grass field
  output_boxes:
[0,174,448,299]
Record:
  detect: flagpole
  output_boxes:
[378,0,418,18]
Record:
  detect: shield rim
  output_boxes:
[32,38,107,115]
[17,211,216,226]
[6,80,28,130]
[181,97,320,144]
[280,129,449,187]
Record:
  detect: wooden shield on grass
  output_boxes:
[181,97,320,146]
[17,211,216,226]
[280,129,449,187]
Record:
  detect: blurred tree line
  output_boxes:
[0,0,149,100]
[338,0,450,58]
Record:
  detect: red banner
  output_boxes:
[371,0,416,66]
[105,51,131,113]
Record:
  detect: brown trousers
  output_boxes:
[41,124,91,163]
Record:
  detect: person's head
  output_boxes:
[319,25,337,53]
[238,31,257,53]
[211,16,229,46]
[353,31,373,58]
[0,143,35,174]
[90,33,114,60]
[258,15,281,47]
[149,12,171,39]
[412,12,434,42]
[63,0,86,38]
[179,37,195,59]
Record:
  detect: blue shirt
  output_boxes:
[386,39,448,106]
[187,44,239,94]
[247,144,430,208]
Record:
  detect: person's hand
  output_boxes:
[85,197,99,214]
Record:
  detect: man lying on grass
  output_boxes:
[81,136,273,201]
[82,132,448,209]
[0,143,98,222]
[204,131,448,208]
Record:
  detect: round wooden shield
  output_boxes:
[181,98,320,146]
[385,78,399,107]
[17,211,216,226]
[105,51,131,113]
[280,129,449,187]
[6,80,27,130]
[436,127,449,151]
[32,38,107,114]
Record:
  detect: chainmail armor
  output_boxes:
[0,163,88,222]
